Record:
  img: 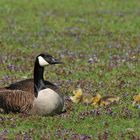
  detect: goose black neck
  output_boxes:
[34,60,45,97]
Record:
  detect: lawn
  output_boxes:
[0,0,140,139]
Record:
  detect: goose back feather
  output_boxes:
[0,89,34,113]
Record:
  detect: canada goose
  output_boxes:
[0,53,64,115]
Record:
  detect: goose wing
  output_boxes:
[44,81,60,93]
[6,79,59,94]
[6,79,34,94]
[0,89,34,113]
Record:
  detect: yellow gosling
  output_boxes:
[133,94,140,106]
[70,88,83,103]
[91,94,102,107]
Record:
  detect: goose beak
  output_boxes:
[50,58,63,64]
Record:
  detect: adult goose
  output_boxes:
[0,53,64,115]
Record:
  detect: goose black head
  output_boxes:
[37,53,63,67]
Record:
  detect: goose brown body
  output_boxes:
[5,79,67,114]
[0,89,34,113]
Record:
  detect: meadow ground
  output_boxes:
[0,0,140,139]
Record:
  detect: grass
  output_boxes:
[0,0,140,139]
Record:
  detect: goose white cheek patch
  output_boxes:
[38,56,49,66]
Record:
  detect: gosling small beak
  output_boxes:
[50,58,63,64]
